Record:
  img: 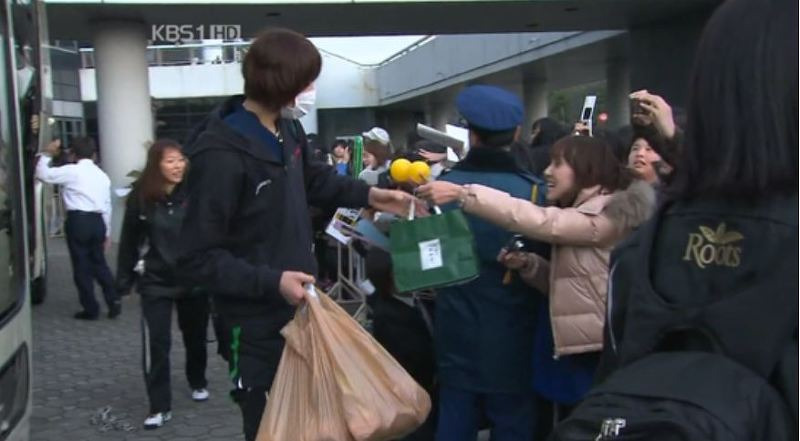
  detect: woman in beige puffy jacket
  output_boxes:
[419,135,654,363]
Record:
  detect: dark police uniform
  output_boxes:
[435,85,548,441]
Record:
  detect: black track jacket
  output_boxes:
[177,96,370,321]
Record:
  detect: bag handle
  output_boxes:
[299,284,320,316]
[407,199,441,221]
[305,284,319,300]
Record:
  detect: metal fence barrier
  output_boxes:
[327,240,370,325]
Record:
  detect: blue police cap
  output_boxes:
[456,85,524,132]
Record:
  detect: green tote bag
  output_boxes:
[389,203,479,293]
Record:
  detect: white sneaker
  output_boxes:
[143,411,171,430]
[191,388,210,402]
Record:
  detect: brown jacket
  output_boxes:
[462,180,655,356]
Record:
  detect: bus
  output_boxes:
[0,0,51,439]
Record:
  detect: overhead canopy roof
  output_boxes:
[310,36,428,66]
[46,0,719,41]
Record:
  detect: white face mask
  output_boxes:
[281,88,316,120]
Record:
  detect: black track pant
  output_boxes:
[141,294,209,413]
[231,387,268,441]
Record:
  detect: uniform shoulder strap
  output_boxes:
[510,171,546,205]
[523,174,547,205]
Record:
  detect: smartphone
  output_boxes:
[630,98,646,116]
[579,95,597,136]
[502,234,526,253]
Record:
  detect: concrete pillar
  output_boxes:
[523,78,548,139]
[92,20,153,240]
[430,103,453,131]
[384,111,419,152]
[423,98,435,127]
[424,85,463,131]
[627,10,710,109]
[499,80,524,101]
[606,60,631,130]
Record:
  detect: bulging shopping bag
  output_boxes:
[257,287,431,441]
[256,292,354,441]
[390,203,479,293]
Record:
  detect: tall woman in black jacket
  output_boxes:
[597,0,797,426]
[116,139,209,430]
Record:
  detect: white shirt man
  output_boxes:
[36,138,120,320]
[36,155,112,236]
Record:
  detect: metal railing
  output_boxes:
[80,41,250,69]
[79,37,434,69]
[327,240,370,324]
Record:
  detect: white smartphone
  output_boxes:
[579,95,597,136]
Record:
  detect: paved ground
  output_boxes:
[30,238,492,441]
[30,238,244,441]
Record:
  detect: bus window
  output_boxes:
[0,7,22,322]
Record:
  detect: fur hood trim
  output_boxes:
[605,179,657,230]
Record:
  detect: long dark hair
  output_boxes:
[137,139,185,207]
[671,0,797,201]
[551,136,632,195]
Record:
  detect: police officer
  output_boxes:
[421,85,549,441]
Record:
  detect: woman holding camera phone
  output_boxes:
[628,90,680,185]
[419,135,655,412]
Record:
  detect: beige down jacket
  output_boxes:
[461,180,655,357]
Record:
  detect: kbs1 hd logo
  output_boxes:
[151,24,241,44]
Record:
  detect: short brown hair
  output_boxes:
[365,140,391,166]
[242,28,321,111]
[551,135,632,192]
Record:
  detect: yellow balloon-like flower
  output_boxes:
[390,159,412,183]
